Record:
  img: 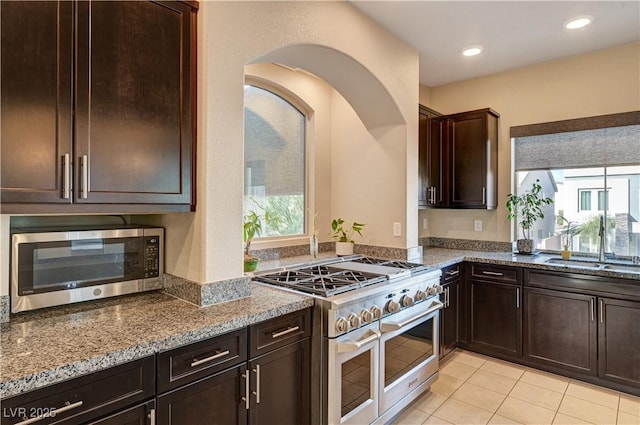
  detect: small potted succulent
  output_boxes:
[243,210,262,272]
[331,218,365,256]
[506,179,553,255]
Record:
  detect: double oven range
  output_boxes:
[253,256,443,425]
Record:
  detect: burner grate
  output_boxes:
[350,257,429,273]
[255,265,387,297]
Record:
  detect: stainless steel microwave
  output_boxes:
[11,226,164,313]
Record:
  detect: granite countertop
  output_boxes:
[257,248,640,281]
[0,284,313,399]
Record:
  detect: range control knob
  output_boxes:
[335,317,349,333]
[348,313,362,329]
[427,286,438,296]
[385,300,401,314]
[415,290,427,301]
[370,305,383,320]
[360,309,374,324]
[435,284,443,294]
[401,295,415,308]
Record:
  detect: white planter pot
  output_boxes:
[335,241,354,256]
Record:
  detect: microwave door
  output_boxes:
[16,236,146,296]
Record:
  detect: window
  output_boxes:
[579,190,592,211]
[597,190,608,211]
[243,85,306,238]
[512,116,640,257]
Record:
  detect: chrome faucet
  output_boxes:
[598,215,606,262]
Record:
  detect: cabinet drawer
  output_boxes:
[469,263,520,284]
[249,308,311,358]
[1,356,155,425]
[442,263,462,283]
[157,328,247,393]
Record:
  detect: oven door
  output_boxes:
[378,298,443,414]
[327,322,380,425]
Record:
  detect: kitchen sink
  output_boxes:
[545,258,602,269]
[601,263,640,273]
[545,258,640,274]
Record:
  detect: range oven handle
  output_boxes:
[337,329,381,353]
[380,299,443,332]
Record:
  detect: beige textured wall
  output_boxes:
[419,43,640,242]
[162,1,420,284]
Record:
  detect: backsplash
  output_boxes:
[421,237,513,252]
[1,296,9,323]
[250,242,417,261]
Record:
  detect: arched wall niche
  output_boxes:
[252,44,405,131]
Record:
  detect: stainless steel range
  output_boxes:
[253,256,443,425]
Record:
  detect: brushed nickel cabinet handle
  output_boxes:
[482,271,504,276]
[190,350,230,367]
[271,326,300,339]
[241,372,250,410]
[516,287,520,309]
[482,187,486,205]
[80,154,89,199]
[600,299,604,323]
[253,364,261,404]
[148,408,156,425]
[446,270,460,276]
[15,401,83,425]
[590,298,595,322]
[62,153,71,199]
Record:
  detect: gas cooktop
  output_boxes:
[254,256,430,298]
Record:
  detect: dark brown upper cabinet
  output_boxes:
[1,1,197,213]
[418,105,443,208]
[419,107,499,209]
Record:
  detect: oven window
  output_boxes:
[341,351,371,417]
[384,317,434,387]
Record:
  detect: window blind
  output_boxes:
[514,124,640,171]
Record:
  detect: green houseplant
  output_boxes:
[557,213,581,259]
[506,179,553,254]
[331,218,365,256]
[243,210,262,272]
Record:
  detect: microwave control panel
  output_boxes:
[144,236,161,278]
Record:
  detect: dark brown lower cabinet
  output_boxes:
[440,269,461,359]
[248,339,310,425]
[156,308,311,425]
[157,364,247,425]
[0,357,155,425]
[88,400,155,425]
[524,287,597,376]
[599,297,640,388]
[467,279,522,358]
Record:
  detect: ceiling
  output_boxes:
[349,1,640,87]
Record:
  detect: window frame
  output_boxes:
[243,77,315,246]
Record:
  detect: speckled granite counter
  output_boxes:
[256,248,639,281]
[418,248,640,281]
[0,284,313,399]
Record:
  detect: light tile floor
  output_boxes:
[391,349,640,425]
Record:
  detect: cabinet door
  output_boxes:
[248,339,310,425]
[157,364,247,425]
[0,1,73,205]
[598,298,640,388]
[448,112,487,207]
[87,400,155,425]
[468,279,522,358]
[440,279,459,358]
[75,1,193,205]
[524,287,597,376]
[418,105,443,207]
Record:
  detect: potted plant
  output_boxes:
[557,213,581,259]
[243,210,262,272]
[506,179,553,254]
[331,218,365,256]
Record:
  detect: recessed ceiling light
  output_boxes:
[564,15,593,30]
[462,46,483,57]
